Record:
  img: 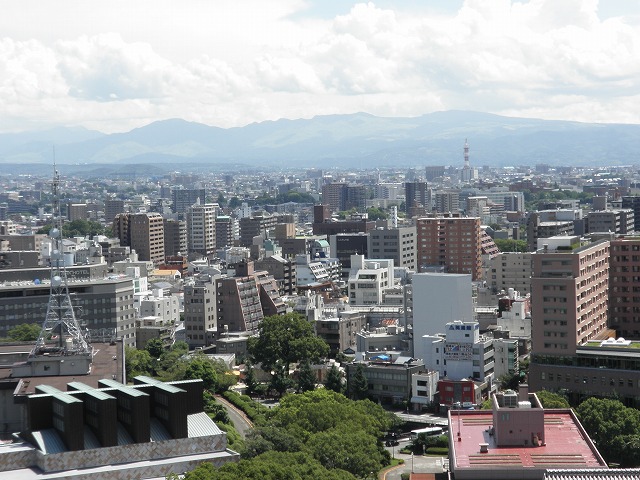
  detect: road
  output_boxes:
[214,394,253,438]
[381,452,446,479]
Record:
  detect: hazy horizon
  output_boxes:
[2,1,640,134]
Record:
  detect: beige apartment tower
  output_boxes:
[113,212,165,264]
[531,238,610,356]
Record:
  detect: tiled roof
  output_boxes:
[544,469,640,480]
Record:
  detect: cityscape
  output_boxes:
[2,1,640,480]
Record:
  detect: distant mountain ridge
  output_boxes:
[1,111,638,170]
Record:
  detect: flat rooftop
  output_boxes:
[0,342,122,396]
[449,410,606,477]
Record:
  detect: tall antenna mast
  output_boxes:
[29,162,91,359]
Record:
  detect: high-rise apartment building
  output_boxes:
[489,252,533,295]
[405,181,429,217]
[187,203,217,257]
[321,183,366,213]
[163,218,187,257]
[621,195,640,231]
[215,215,233,249]
[184,276,217,348]
[416,216,484,280]
[216,261,285,333]
[113,212,165,264]
[67,203,87,221]
[434,191,460,214]
[609,237,640,338]
[530,237,609,356]
[368,226,417,271]
[239,214,277,247]
[322,183,347,213]
[172,188,206,215]
[104,199,125,224]
[586,209,634,234]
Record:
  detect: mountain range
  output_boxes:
[1,111,639,175]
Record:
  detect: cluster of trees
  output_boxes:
[494,238,528,253]
[125,340,236,392]
[182,389,396,480]
[252,191,317,206]
[246,313,330,396]
[523,189,593,211]
[577,398,640,467]
[1,323,41,342]
[336,207,389,221]
[36,219,109,238]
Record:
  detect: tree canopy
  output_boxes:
[248,313,329,375]
[324,364,345,394]
[5,323,41,342]
[535,390,570,409]
[349,364,369,400]
[239,389,393,478]
[577,397,640,466]
[37,219,107,238]
[181,451,356,480]
[494,238,528,253]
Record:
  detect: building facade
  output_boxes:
[416,216,484,280]
[163,218,187,257]
[489,252,533,295]
[530,237,610,356]
[368,226,417,271]
[187,203,217,257]
[113,212,165,264]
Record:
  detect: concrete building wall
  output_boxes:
[490,252,533,295]
[368,226,417,271]
[412,273,474,361]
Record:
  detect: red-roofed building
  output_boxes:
[448,386,607,480]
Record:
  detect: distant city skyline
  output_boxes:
[2,0,640,133]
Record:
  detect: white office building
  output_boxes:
[348,254,394,306]
[412,273,474,361]
[421,320,494,386]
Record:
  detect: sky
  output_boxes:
[2,0,640,133]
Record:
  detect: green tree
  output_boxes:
[145,338,165,359]
[248,313,329,375]
[216,192,226,206]
[535,389,570,409]
[269,365,294,397]
[577,397,640,465]
[125,347,153,381]
[366,207,388,221]
[325,364,344,394]
[228,197,241,209]
[155,341,189,381]
[297,359,316,393]
[305,427,387,478]
[244,362,258,396]
[183,451,356,480]
[203,391,231,424]
[494,238,528,253]
[37,219,106,238]
[184,355,236,393]
[349,364,369,400]
[270,389,392,438]
[7,323,41,341]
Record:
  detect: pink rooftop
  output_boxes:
[448,391,607,480]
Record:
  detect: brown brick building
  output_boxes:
[416,216,484,280]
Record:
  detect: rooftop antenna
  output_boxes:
[29,155,92,360]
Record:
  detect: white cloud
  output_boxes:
[0,0,639,132]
